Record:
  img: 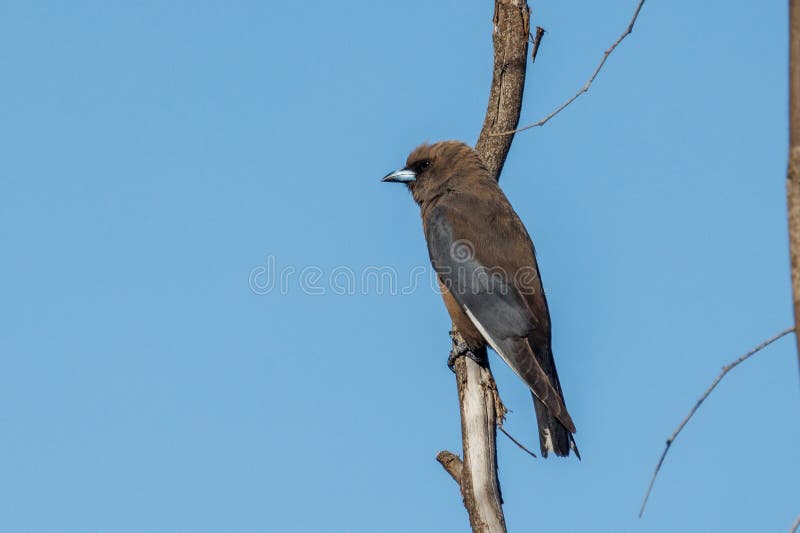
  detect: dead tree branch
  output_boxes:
[530,27,545,64]
[491,0,646,137]
[790,512,800,533]
[638,327,794,518]
[787,0,800,371]
[436,2,530,531]
[498,425,538,459]
[457,351,506,532]
[437,450,464,486]
[440,333,506,532]
[475,0,531,181]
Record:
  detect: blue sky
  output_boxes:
[1,1,797,532]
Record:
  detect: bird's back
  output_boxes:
[423,183,578,457]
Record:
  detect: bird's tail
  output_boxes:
[490,336,578,457]
[532,393,580,458]
[529,342,579,459]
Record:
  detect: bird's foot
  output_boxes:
[447,330,487,372]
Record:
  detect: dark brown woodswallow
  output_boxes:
[382,141,578,458]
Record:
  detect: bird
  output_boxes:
[381,140,578,458]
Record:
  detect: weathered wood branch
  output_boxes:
[437,450,464,485]
[454,346,505,533]
[436,2,530,532]
[475,0,531,181]
[788,0,800,372]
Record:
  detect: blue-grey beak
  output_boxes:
[381,167,417,183]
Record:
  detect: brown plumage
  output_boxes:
[382,141,578,458]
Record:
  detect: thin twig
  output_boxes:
[790,513,800,533]
[530,27,545,64]
[498,425,537,459]
[491,0,646,137]
[486,366,536,458]
[638,327,795,518]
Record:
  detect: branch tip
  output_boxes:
[638,327,794,518]
[437,450,464,486]
[491,0,646,137]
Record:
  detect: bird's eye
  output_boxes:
[420,160,431,170]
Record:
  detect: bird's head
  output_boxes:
[382,141,489,205]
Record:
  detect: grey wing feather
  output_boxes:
[425,205,575,432]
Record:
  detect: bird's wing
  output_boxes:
[424,201,575,432]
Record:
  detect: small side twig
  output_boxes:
[437,450,464,486]
[498,426,537,459]
[491,0,646,136]
[530,26,545,64]
[486,366,536,458]
[790,513,800,533]
[790,512,800,533]
[638,327,795,518]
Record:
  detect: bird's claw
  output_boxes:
[447,330,486,372]
[447,351,459,372]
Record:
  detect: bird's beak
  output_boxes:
[381,167,416,183]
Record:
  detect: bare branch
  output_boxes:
[487,358,539,458]
[498,426,538,459]
[790,512,800,533]
[787,0,800,372]
[437,450,464,486]
[452,353,507,532]
[486,367,538,458]
[491,0,646,137]
[638,327,795,518]
[475,0,531,180]
[530,27,545,64]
